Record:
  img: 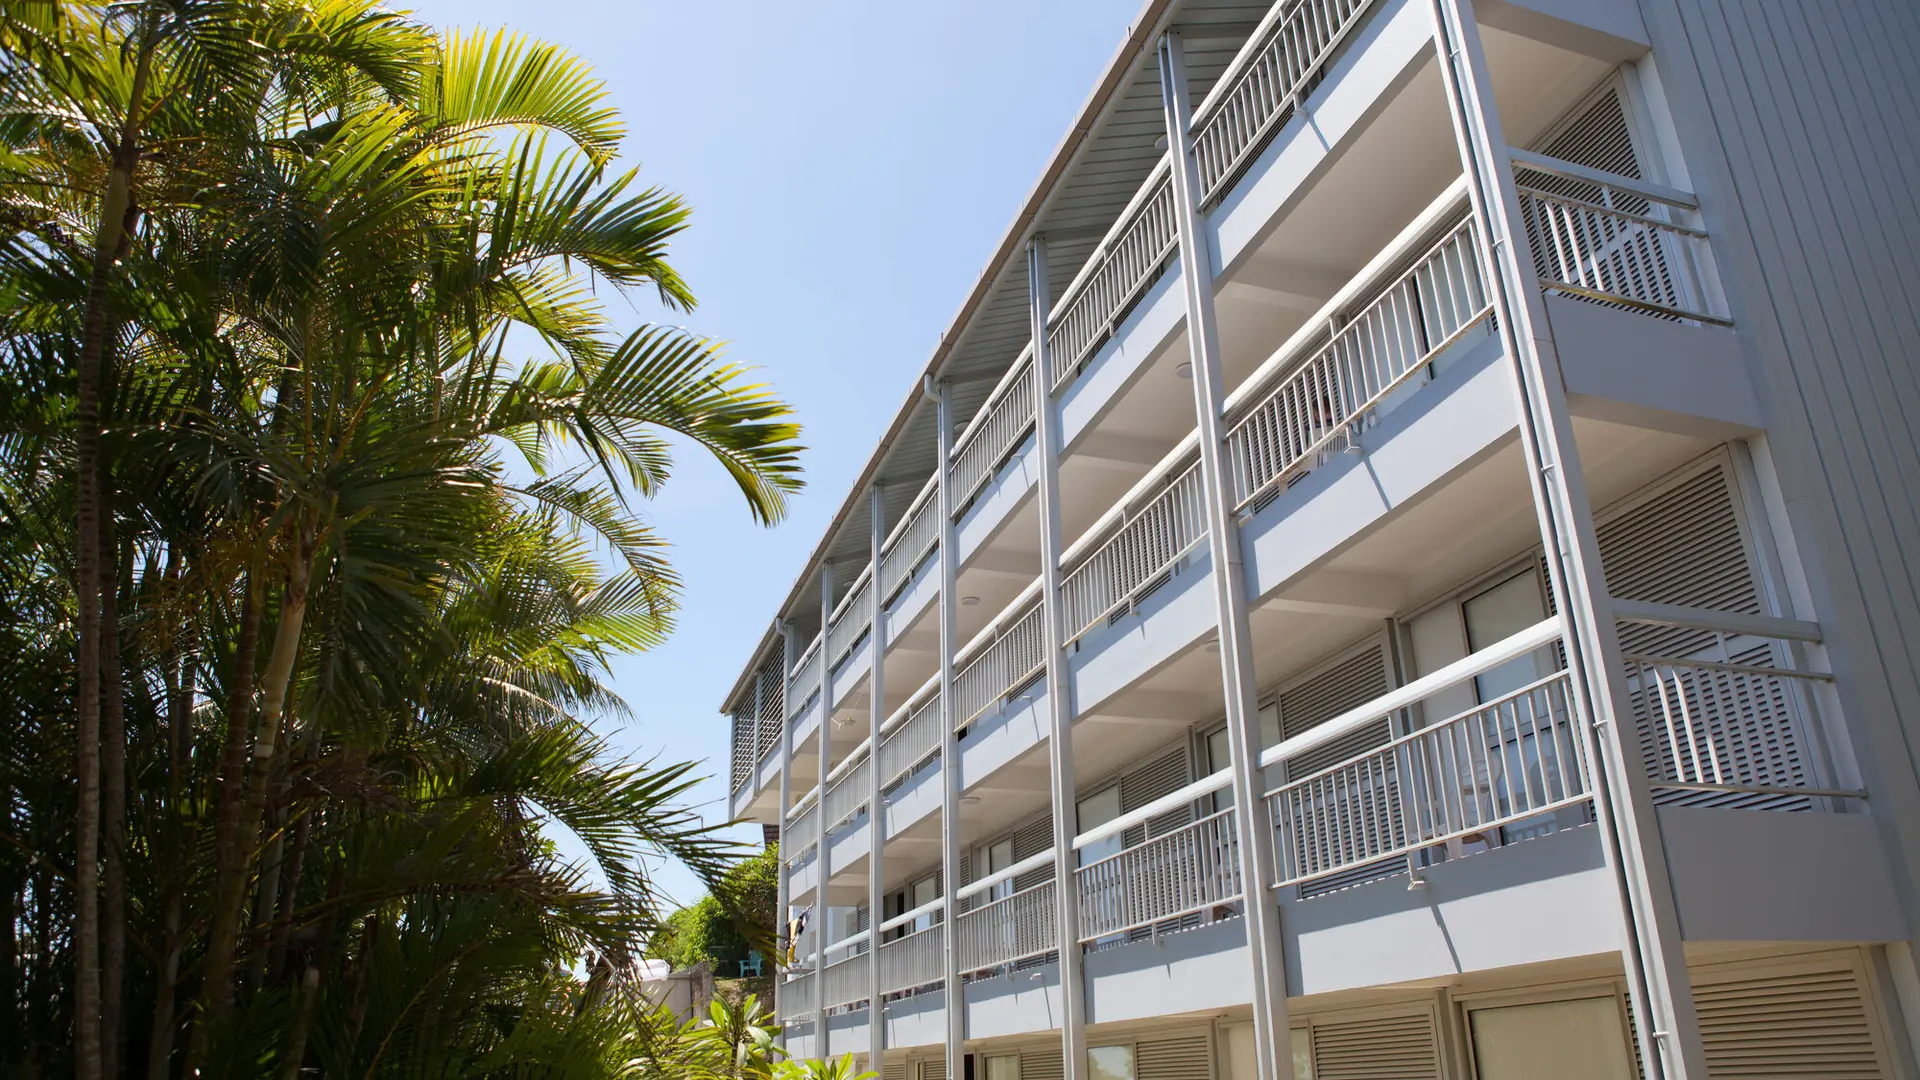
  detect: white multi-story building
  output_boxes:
[718,1,1920,1078]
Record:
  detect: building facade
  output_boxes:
[718,1,1920,1078]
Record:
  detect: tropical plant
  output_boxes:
[0,1,803,1076]
[651,844,780,973]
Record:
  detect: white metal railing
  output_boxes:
[1059,461,1208,644]
[951,600,1045,728]
[823,748,871,831]
[826,565,874,672]
[949,355,1037,514]
[957,879,1056,975]
[1267,669,1588,889]
[755,653,784,761]
[1077,809,1243,942]
[820,950,868,1011]
[878,923,944,995]
[1614,600,1849,806]
[1226,216,1492,511]
[785,793,819,870]
[787,633,823,721]
[1192,0,1377,204]
[1510,151,1725,325]
[778,971,815,1022]
[1048,173,1179,389]
[879,691,943,789]
[878,481,939,605]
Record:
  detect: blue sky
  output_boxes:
[401,0,1142,908]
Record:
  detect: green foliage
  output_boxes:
[650,844,781,972]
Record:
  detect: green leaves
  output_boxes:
[420,27,623,166]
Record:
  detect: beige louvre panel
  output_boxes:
[1693,956,1890,1079]
[1120,743,1193,845]
[919,1059,946,1080]
[1021,1045,1066,1080]
[1310,1012,1440,1080]
[884,1061,908,1080]
[1277,643,1392,778]
[1137,1034,1212,1080]
[1012,814,1054,891]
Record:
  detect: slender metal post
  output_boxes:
[1028,239,1087,1080]
[1425,4,1706,1079]
[813,562,837,1058]
[774,623,797,1049]
[926,376,966,1080]
[1157,31,1292,1080]
[867,485,889,1071]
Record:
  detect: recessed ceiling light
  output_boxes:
[1175,362,1194,380]
[961,795,982,805]
[961,595,981,607]
[1204,641,1221,653]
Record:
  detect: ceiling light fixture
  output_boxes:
[1175,361,1194,380]
[961,595,981,607]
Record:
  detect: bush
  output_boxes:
[650,844,779,972]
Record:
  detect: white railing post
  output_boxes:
[1158,30,1292,1080]
[1427,4,1707,1080]
[866,485,888,1069]
[925,377,965,1078]
[811,562,835,1058]
[773,622,797,1049]
[1029,238,1088,1080]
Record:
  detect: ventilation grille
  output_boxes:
[1121,744,1193,846]
[1695,963,1887,1080]
[1597,461,1761,658]
[885,1062,908,1080]
[1137,1034,1211,1080]
[1012,815,1054,891]
[919,1060,946,1080]
[1021,1047,1065,1080]
[1310,1013,1440,1080]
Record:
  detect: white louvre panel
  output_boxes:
[1521,80,1644,197]
[1310,1012,1440,1080]
[1011,814,1054,891]
[1121,743,1193,846]
[1021,1046,1065,1080]
[1137,1034,1211,1080]
[1278,644,1402,897]
[1694,956,1891,1079]
[1595,456,1811,809]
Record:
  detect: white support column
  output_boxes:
[813,562,836,1058]
[773,623,797,1050]
[1157,31,1292,1080]
[1027,239,1087,1080]
[1425,4,1706,1079]
[866,484,889,1072]
[927,376,966,1080]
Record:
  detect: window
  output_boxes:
[977,838,1015,902]
[1087,1046,1134,1080]
[984,1055,1019,1080]
[1076,787,1122,867]
[1205,704,1280,812]
[1462,571,1552,702]
[1469,997,1632,1080]
[909,875,938,933]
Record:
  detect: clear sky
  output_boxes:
[398,0,1144,908]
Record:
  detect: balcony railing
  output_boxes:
[879,690,943,791]
[957,879,1057,976]
[785,793,819,871]
[1510,150,1725,326]
[778,971,815,1023]
[730,704,757,793]
[826,566,874,673]
[1226,215,1492,512]
[950,355,1038,516]
[1268,669,1588,889]
[878,481,939,607]
[787,633,823,722]
[755,653,784,761]
[1047,173,1179,389]
[1077,808,1243,942]
[878,923,944,996]
[1059,460,1208,644]
[952,599,1045,729]
[1191,0,1376,205]
[821,950,869,1012]
[1614,600,1848,809]
[823,747,871,833]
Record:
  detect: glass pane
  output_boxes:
[1470,997,1633,1080]
[986,1056,1020,1080]
[1077,787,1123,867]
[1464,572,1548,703]
[1208,728,1235,811]
[1087,1046,1134,1080]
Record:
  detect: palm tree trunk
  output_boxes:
[99,486,128,1080]
[145,551,192,1080]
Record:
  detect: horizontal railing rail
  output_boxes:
[778,971,815,1022]
[1047,171,1179,390]
[787,633,823,721]
[957,879,1057,975]
[825,565,875,672]
[952,600,1046,729]
[1059,460,1208,644]
[949,355,1038,515]
[1077,808,1243,942]
[1615,603,1849,806]
[878,481,940,605]
[1267,669,1588,889]
[1191,0,1377,205]
[1511,152,1726,325]
[878,923,945,996]
[1226,215,1492,511]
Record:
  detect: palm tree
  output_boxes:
[0,2,805,1075]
